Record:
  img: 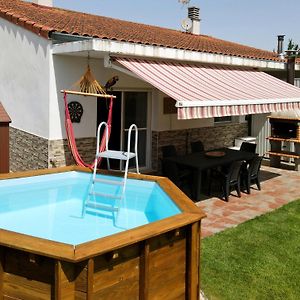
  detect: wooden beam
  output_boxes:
[0,247,4,297]
[0,165,76,180]
[186,222,200,300]
[75,213,203,262]
[267,136,300,143]
[139,241,150,300]
[267,151,300,159]
[61,90,116,99]
[87,258,94,299]
[0,124,9,173]
[0,229,75,262]
[55,261,75,300]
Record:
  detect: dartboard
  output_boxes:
[68,101,83,123]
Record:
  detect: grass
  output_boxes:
[201,199,300,300]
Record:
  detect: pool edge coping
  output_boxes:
[0,166,206,262]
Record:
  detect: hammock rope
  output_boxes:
[63,91,114,169]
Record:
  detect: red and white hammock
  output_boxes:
[63,91,114,169]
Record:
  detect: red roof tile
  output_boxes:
[0,0,282,62]
[0,102,11,123]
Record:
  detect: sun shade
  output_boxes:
[116,57,300,119]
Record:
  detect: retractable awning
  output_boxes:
[116,57,300,120]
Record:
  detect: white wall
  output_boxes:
[0,16,244,144]
[252,113,270,156]
[50,55,153,139]
[0,19,51,138]
[152,89,213,131]
[51,54,235,140]
[50,53,215,140]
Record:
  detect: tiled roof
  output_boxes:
[0,102,11,123]
[0,0,282,62]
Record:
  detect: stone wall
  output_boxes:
[10,127,48,172]
[49,137,96,168]
[10,128,97,171]
[10,123,248,173]
[152,122,248,173]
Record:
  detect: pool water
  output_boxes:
[0,172,181,245]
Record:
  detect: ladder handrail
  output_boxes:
[125,123,139,170]
[83,122,139,218]
[96,121,110,155]
[123,124,139,193]
[127,124,138,160]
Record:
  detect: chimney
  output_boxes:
[25,0,53,7]
[286,50,296,85]
[188,6,201,35]
[277,35,285,55]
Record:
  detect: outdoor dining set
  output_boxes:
[161,141,263,201]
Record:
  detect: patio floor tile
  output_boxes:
[196,164,300,238]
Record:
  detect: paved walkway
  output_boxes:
[195,164,300,238]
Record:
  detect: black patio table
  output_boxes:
[163,148,256,201]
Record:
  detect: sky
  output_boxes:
[53,0,300,52]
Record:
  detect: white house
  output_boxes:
[1,0,300,172]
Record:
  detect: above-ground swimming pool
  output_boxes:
[0,171,181,245]
[0,166,205,300]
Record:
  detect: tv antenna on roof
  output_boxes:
[178,0,190,5]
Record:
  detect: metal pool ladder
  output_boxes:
[83,122,139,216]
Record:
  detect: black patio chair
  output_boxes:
[241,156,263,194]
[161,144,191,179]
[161,145,177,158]
[209,160,243,201]
[240,142,256,153]
[191,140,204,153]
[161,160,191,195]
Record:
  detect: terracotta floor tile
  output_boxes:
[195,165,300,238]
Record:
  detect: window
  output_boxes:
[214,116,232,123]
[123,92,149,169]
[294,78,300,87]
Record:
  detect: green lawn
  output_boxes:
[201,199,300,300]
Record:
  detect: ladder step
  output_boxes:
[97,150,136,160]
[93,178,124,186]
[86,202,118,212]
[89,191,122,199]
[92,122,139,200]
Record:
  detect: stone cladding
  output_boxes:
[48,138,96,168]
[10,127,48,171]
[152,123,248,173]
[10,123,247,173]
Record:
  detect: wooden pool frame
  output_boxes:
[0,166,206,300]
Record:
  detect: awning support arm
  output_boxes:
[104,56,143,80]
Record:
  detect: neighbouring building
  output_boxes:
[1,0,300,173]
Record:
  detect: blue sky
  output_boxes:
[53,0,300,52]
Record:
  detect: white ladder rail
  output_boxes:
[82,122,139,217]
[123,124,139,193]
[94,121,110,180]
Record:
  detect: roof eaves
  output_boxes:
[0,8,54,39]
[54,38,286,71]
[0,2,289,63]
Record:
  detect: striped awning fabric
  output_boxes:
[116,57,300,119]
